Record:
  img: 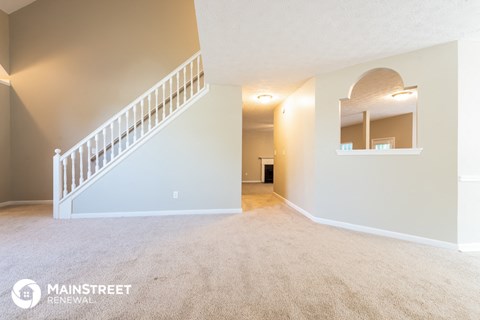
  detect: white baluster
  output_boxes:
[148,94,152,131]
[95,133,100,172]
[53,149,62,218]
[71,152,76,191]
[102,128,107,166]
[183,67,187,103]
[140,100,144,137]
[126,111,130,148]
[87,140,92,178]
[162,83,166,120]
[176,72,180,108]
[110,122,115,160]
[118,117,122,153]
[155,89,159,126]
[169,78,173,115]
[62,158,68,197]
[133,105,137,143]
[190,61,193,97]
[79,146,84,184]
[197,55,201,92]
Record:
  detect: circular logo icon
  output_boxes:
[11,279,41,309]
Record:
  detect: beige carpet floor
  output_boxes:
[1,184,480,319]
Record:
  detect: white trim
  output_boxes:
[458,243,480,252]
[273,192,457,250]
[273,192,318,221]
[71,208,242,219]
[59,86,209,206]
[336,148,423,156]
[0,200,53,208]
[458,175,480,182]
[0,79,10,86]
[242,180,262,183]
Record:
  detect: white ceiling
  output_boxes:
[194,0,480,130]
[0,0,37,14]
[341,68,416,127]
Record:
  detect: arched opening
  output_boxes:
[340,68,417,150]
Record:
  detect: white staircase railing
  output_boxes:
[53,52,206,217]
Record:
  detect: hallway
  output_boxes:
[242,183,277,212]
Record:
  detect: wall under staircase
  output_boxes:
[68,84,242,218]
[54,52,242,218]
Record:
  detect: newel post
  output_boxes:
[53,149,62,219]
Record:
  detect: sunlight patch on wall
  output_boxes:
[0,64,10,86]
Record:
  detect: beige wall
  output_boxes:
[9,0,200,200]
[341,113,413,149]
[274,78,316,213]
[0,84,10,203]
[0,9,8,75]
[458,40,480,246]
[0,10,9,203]
[72,85,242,214]
[315,42,458,243]
[242,130,273,182]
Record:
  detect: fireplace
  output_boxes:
[264,164,274,183]
[260,157,274,183]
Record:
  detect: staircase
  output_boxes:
[52,52,208,219]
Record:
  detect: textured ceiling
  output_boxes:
[194,0,480,130]
[341,68,416,127]
[0,0,37,14]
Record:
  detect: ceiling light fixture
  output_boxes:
[392,91,413,101]
[257,94,273,104]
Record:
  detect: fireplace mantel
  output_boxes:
[260,157,274,183]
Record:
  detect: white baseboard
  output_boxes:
[242,180,262,183]
[273,192,458,250]
[0,200,53,208]
[458,243,480,252]
[71,208,243,219]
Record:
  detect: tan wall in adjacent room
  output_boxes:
[340,124,363,149]
[341,113,413,149]
[9,0,200,200]
[242,130,274,182]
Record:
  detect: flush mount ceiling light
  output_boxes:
[392,91,413,101]
[257,94,273,104]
